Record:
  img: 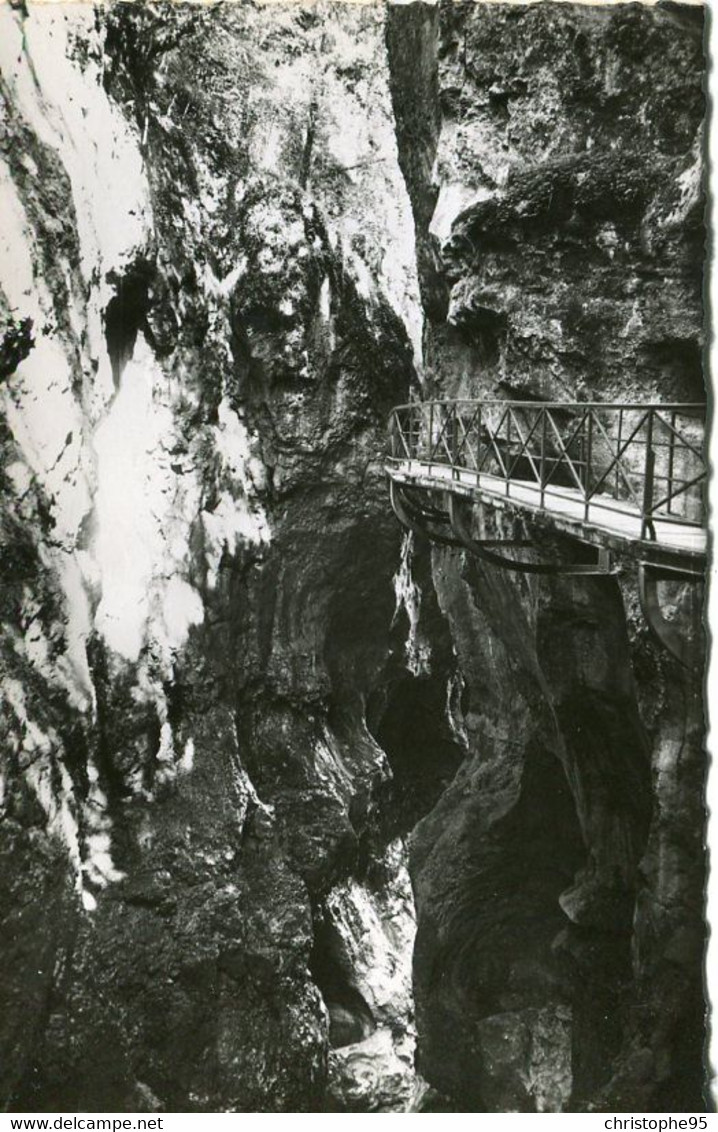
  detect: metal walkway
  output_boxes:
[386,400,707,664]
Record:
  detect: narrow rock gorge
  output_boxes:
[0,0,708,1113]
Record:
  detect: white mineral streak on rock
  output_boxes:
[318,12,423,366]
[239,4,423,365]
[0,275,95,701]
[0,8,149,277]
[317,275,337,353]
[0,6,213,680]
[0,6,151,415]
[313,728,355,801]
[659,136,703,232]
[3,678,82,873]
[0,165,91,547]
[155,721,176,779]
[3,676,125,911]
[622,297,644,339]
[179,738,195,775]
[0,7,219,900]
[0,2,153,726]
[326,839,419,1111]
[187,263,272,589]
[202,398,270,588]
[93,334,204,663]
[430,180,486,246]
[9,562,93,715]
[446,668,469,752]
[81,762,126,892]
[392,532,431,675]
[312,721,391,828]
[137,710,194,794]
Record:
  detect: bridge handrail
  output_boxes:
[387,399,707,536]
[389,399,706,412]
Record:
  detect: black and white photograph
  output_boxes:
[0,0,711,1115]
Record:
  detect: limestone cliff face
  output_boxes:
[1,2,422,1111]
[389,0,704,404]
[0,0,707,1115]
[387,0,707,1112]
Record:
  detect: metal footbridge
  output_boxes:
[386,400,707,665]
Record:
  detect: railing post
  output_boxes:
[505,411,511,497]
[642,409,655,539]
[540,408,547,507]
[667,410,676,516]
[615,408,623,498]
[584,410,594,521]
[428,401,434,476]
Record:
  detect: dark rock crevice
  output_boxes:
[385,1,448,327]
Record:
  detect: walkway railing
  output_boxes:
[388,400,706,539]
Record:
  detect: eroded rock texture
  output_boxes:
[387,0,707,1113]
[0,0,707,1115]
[0,2,423,1112]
